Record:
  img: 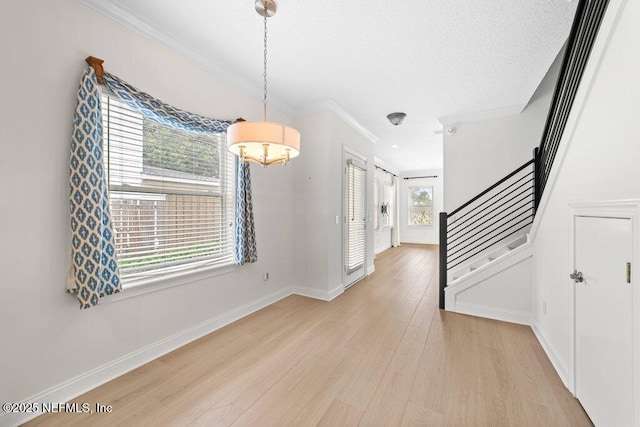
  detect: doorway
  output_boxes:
[570,205,640,426]
[344,152,367,288]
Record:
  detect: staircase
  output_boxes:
[438,0,612,316]
[438,159,536,316]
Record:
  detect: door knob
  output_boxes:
[570,269,584,283]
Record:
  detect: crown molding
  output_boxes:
[81,0,295,117]
[438,103,526,127]
[296,99,379,144]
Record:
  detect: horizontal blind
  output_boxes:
[347,162,366,273]
[102,93,235,284]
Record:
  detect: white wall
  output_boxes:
[290,111,332,297]
[532,0,638,382]
[399,168,444,245]
[292,110,376,298]
[442,47,564,212]
[374,165,393,254]
[0,0,295,410]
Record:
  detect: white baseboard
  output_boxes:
[375,244,391,255]
[398,240,437,245]
[1,286,293,427]
[531,320,570,391]
[454,301,532,326]
[293,284,344,302]
[328,284,345,300]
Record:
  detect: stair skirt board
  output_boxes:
[447,234,529,283]
[447,240,532,291]
[445,242,533,325]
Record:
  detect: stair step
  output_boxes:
[448,234,530,283]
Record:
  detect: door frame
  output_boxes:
[342,147,369,289]
[568,200,640,425]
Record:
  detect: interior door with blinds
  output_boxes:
[344,154,367,288]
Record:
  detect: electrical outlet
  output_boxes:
[263,272,269,281]
[542,300,547,315]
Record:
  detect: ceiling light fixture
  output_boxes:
[387,112,406,126]
[391,144,399,148]
[227,0,300,166]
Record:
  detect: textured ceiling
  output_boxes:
[84,0,577,172]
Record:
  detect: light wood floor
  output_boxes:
[28,244,591,426]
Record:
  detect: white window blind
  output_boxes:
[101,93,235,285]
[347,161,366,273]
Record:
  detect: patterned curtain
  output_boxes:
[67,65,243,308]
[102,72,231,133]
[235,157,257,265]
[67,67,121,308]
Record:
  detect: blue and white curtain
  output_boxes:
[67,67,121,308]
[68,64,255,308]
[235,158,257,265]
[101,72,230,134]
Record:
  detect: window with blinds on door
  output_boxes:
[102,93,235,285]
[347,161,366,273]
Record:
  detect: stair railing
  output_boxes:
[439,160,535,308]
[438,0,611,309]
[537,0,610,197]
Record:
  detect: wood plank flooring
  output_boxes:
[27,244,591,426]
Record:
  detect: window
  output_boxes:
[409,186,433,225]
[102,93,235,285]
[382,184,393,228]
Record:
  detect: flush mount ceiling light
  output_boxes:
[226,0,300,166]
[387,112,406,126]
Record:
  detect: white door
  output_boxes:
[574,215,634,426]
[344,156,366,288]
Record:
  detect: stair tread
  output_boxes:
[447,236,529,283]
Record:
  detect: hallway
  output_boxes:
[29,244,591,426]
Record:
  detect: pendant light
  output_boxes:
[226,0,301,166]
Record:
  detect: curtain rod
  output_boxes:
[86,56,105,84]
[374,165,398,177]
[403,175,438,180]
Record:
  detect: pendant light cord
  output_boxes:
[263,5,268,122]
